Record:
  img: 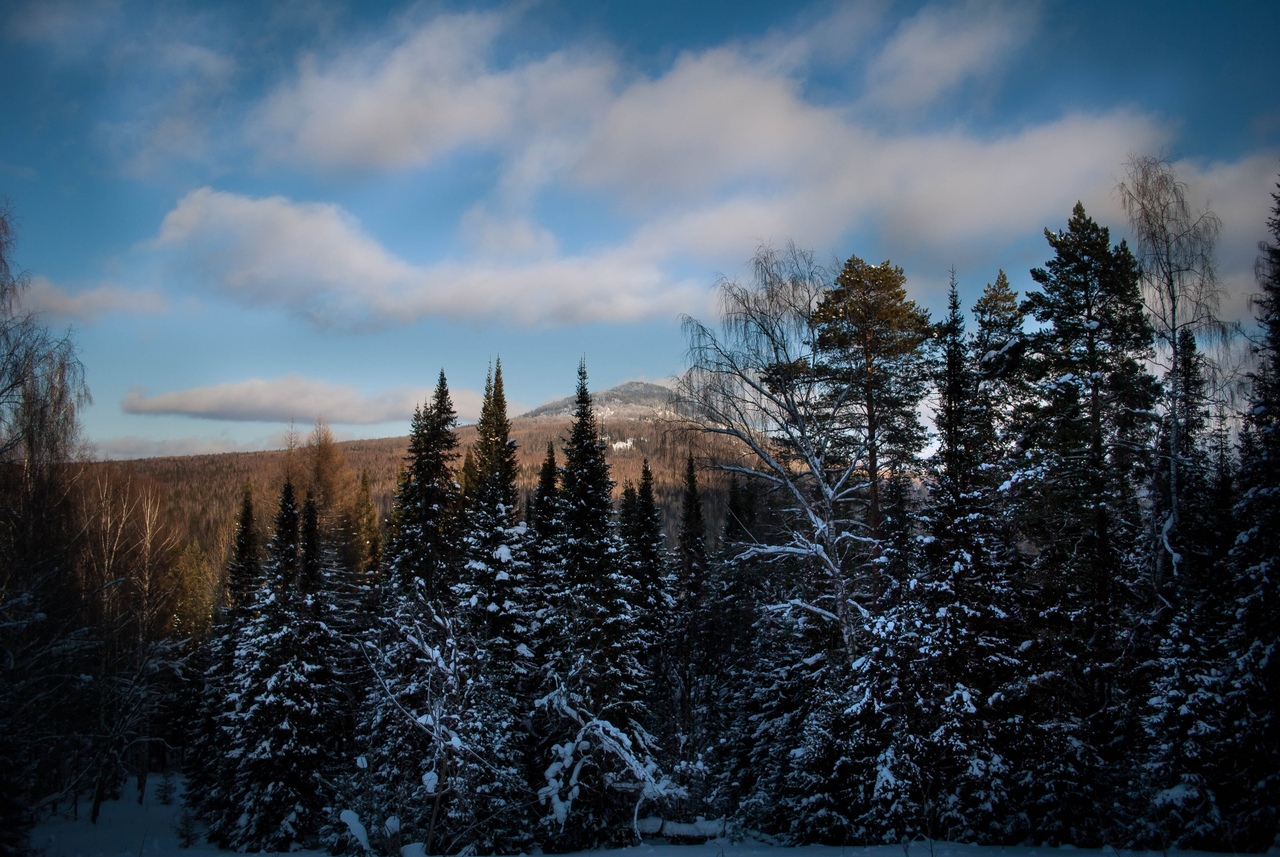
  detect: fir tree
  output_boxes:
[454,358,535,852]
[670,454,706,752]
[356,373,471,852]
[619,460,666,597]
[921,274,1023,842]
[459,359,527,648]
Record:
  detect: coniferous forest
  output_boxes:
[2,160,1279,855]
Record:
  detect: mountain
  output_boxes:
[521,380,677,419]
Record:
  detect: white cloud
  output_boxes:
[133,6,1276,337]
[864,0,1039,111]
[120,374,480,424]
[152,187,712,327]
[24,276,168,321]
[615,110,1171,274]
[572,47,844,202]
[249,10,615,172]
[155,187,416,324]
[1146,153,1280,323]
[460,204,559,259]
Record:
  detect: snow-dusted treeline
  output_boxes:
[179,187,1277,853]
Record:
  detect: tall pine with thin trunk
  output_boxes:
[922,273,1023,842]
[1013,202,1157,845]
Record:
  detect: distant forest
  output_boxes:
[102,403,732,573]
[1,157,1277,855]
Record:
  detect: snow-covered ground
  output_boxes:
[31,778,1239,857]
[30,775,323,857]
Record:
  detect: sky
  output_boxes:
[1,0,1277,459]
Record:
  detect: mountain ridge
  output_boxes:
[521,380,677,419]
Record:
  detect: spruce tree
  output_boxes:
[459,360,527,647]
[666,455,727,821]
[386,371,461,600]
[670,454,706,754]
[357,372,470,852]
[921,274,1023,842]
[1137,335,1232,848]
[618,459,668,757]
[186,481,260,832]
[535,361,659,848]
[209,479,339,851]
[454,359,535,852]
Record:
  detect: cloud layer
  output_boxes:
[57,3,1266,336]
[121,375,487,424]
[153,187,712,328]
[25,277,168,321]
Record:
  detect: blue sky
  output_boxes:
[2,0,1277,458]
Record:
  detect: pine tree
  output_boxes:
[776,255,934,845]
[1013,202,1157,845]
[811,253,934,544]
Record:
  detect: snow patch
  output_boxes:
[340,809,371,852]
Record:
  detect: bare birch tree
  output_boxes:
[1118,154,1233,580]
[677,245,869,660]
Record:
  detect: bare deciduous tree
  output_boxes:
[1118,154,1234,580]
[677,245,870,659]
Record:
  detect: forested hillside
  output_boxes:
[96,391,728,584]
[2,162,1278,857]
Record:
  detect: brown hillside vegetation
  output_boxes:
[93,411,739,572]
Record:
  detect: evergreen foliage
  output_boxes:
[387,371,461,600]
[534,361,663,849]
[1012,202,1157,845]
[1216,178,1280,849]
[202,479,344,851]
[25,185,1280,855]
